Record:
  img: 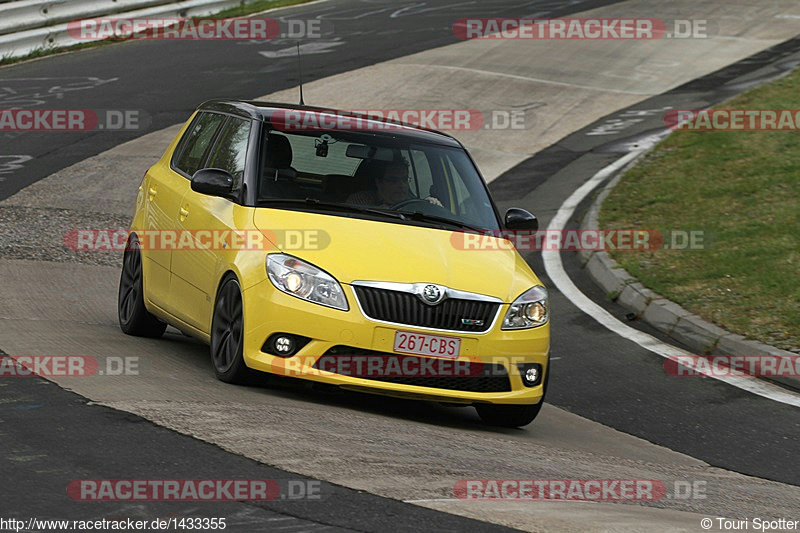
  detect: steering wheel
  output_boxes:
[392,198,433,210]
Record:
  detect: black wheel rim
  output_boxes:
[212,280,243,374]
[119,241,141,325]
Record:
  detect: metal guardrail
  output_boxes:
[0,0,257,61]
[0,0,182,36]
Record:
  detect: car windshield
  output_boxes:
[256,128,500,231]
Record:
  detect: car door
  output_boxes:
[171,115,252,332]
[141,119,196,310]
[155,111,227,317]
[140,161,182,310]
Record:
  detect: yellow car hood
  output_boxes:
[253,208,541,303]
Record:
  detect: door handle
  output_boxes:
[148,187,157,199]
[179,207,189,217]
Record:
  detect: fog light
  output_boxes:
[517,363,542,387]
[262,333,311,357]
[274,336,294,354]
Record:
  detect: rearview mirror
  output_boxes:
[504,208,538,231]
[345,144,394,161]
[191,168,234,197]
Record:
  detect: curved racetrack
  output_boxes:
[1,1,799,531]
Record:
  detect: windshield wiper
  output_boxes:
[258,199,484,231]
[257,198,406,220]
[395,210,482,232]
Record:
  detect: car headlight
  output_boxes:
[502,286,548,330]
[266,254,348,311]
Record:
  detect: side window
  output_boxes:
[206,117,251,192]
[445,156,472,214]
[409,149,433,198]
[442,151,496,228]
[173,113,226,177]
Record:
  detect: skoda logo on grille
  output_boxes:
[420,284,445,305]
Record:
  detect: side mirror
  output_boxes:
[504,208,538,231]
[191,168,233,197]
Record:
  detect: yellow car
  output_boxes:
[118,100,549,427]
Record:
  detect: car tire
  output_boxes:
[118,235,167,338]
[210,274,253,384]
[475,362,550,427]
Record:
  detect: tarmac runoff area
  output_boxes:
[258,0,800,182]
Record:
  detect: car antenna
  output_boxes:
[296,42,305,106]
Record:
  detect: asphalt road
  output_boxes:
[1,0,799,530]
[492,35,800,485]
[0,0,624,530]
[0,349,522,533]
[0,0,620,201]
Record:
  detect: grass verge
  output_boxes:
[210,0,317,18]
[1,41,115,68]
[600,68,800,352]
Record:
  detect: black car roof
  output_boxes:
[197,99,464,148]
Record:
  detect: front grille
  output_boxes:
[317,346,511,393]
[352,286,499,333]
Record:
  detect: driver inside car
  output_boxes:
[346,160,443,208]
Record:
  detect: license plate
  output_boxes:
[393,331,461,359]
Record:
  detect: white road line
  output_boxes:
[390,3,426,18]
[0,155,33,176]
[250,0,330,17]
[396,64,652,96]
[404,498,599,504]
[259,40,344,58]
[542,151,800,408]
[391,1,477,19]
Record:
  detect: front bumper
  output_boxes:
[242,280,550,405]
